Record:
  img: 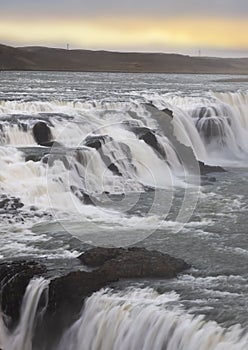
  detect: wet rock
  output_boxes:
[0,195,24,212]
[32,121,53,146]
[84,134,123,176]
[79,247,190,279]
[199,161,226,175]
[131,126,166,158]
[70,185,96,206]
[161,108,174,118]
[84,134,109,150]
[40,247,189,346]
[0,261,47,328]
[0,248,189,348]
[79,247,126,267]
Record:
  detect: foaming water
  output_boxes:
[0,72,248,348]
[3,285,248,350]
[0,278,49,350]
[57,288,248,350]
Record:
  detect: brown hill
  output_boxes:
[0,44,248,74]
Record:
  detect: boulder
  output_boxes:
[79,247,190,279]
[32,121,53,146]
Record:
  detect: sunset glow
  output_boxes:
[1,16,248,52]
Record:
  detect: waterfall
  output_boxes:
[157,91,248,163]
[0,278,49,350]
[2,285,248,350]
[0,90,248,214]
[56,288,248,350]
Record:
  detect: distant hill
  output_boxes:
[0,44,248,74]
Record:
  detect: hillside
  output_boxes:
[0,44,248,74]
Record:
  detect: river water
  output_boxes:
[0,71,248,349]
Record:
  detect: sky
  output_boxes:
[1,0,248,57]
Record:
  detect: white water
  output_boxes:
[0,72,248,349]
[156,91,248,162]
[1,91,248,164]
[2,284,248,350]
[56,288,248,350]
[0,278,49,350]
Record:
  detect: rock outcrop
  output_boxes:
[79,246,189,278]
[0,247,189,347]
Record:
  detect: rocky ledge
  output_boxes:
[0,247,190,348]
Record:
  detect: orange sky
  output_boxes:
[1,15,248,56]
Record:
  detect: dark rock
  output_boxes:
[79,247,126,267]
[36,268,118,349]
[79,247,190,279]
[107,163,122,176]
[161,108,174,118]
[41,247,189,346]
[0,196,24,211]
[32,121,53,146]
[131,126,166,158]
[199,161,226,175]
[84,135,123,176]
[70,185,96,206]
[84,134,109,150]
[0,261,47,328]
[0,248,189,348]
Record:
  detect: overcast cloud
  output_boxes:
[1,0,248,18]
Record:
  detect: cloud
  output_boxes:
[1,0,248,18]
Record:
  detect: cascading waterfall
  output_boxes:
[0,90,247,215]
[0,278,49,350]
[159,91,248,162]
[56,288,248,350]
[1,73,248,350]
[2,285,248,350]
[1,91,248,162]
